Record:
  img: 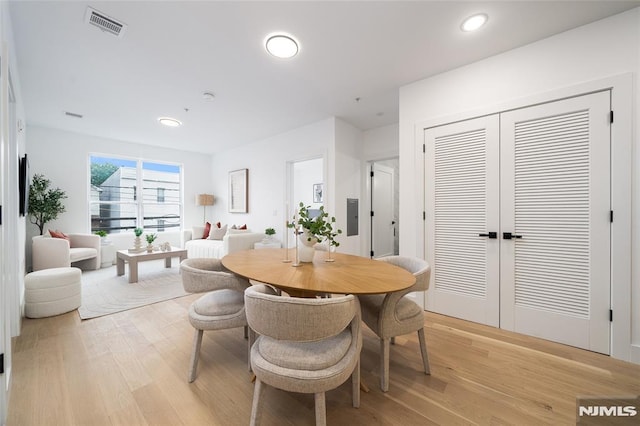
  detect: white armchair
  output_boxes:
[32,233,101,271]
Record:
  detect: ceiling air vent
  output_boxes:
[84,7,127,38]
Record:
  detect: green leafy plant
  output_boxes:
[287,202,342,247]
[265,227,276,236]
[28,174,68,235]
[94,230,108,237]
[134,227,143,237]
[145,233,157,244]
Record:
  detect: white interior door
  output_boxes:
[499,91,611,354]
[425,115,500,327]
[371,163,395,258]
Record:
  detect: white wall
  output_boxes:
[209,118,332,244]
[25,125,214,263]
[208,117,367,255]
[362,123,399,161]
[332,118,364,255]
[399,8,640,362]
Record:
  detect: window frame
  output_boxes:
[88,153,183,235]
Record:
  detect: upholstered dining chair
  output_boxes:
[244,284,362,426]
[358,256,431,392]
[180,257,251,383]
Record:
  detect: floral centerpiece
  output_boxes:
[287,202,342,262]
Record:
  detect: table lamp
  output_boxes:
[196,194,214,223]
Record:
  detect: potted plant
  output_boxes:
[94,229,110,245]
[288,202,342,262]
[145,233,157,251]
[264,227,276,242]
[28,173,67,235]
[130,227,144,252]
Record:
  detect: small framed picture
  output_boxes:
[229,168,248,213]
[313,183,323,203]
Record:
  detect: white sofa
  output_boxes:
[32,233,101,271]
[183,226,265,259]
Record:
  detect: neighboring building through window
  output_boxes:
[89,155,182,234]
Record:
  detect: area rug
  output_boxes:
[78,260,188,320]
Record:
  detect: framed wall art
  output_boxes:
[313,183,323,203]
[229,168,248,213]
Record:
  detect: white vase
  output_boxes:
[298,230,317,263]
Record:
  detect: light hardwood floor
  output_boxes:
[7,293,640,425]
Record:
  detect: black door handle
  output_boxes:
[478,232,497,239]
[503,232,523,240]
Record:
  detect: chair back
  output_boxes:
[245,284,360,342]
[180,258,249,293]
[377,256,431,292]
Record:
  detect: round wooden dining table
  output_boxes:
[221,248,415,297]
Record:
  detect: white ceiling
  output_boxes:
[9,1,640,154]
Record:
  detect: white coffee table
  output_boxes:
[116,247,187,283]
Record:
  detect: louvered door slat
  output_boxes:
[434,129,487,298]
[500,91,610,354]
[513,110,591,318]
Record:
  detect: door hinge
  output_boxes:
[610,210,614,223]
[370,250,374,258]
[423,211,426,220]
[0,353,4,374]
[370,211,374,217]
[370,170,374,177]
[610,309,613,322]
[610,110,614,123]
[423,143,426,153]
[0,205,2,225]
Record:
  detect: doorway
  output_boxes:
[370,159,399,258]
[286,157,324,248]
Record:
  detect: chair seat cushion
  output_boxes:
[193,289,244,317]
[359,294,422,321]
[395,297,423,321]
[69,247,97,262]
[257,329,351,371]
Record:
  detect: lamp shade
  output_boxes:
[196,194,214,206]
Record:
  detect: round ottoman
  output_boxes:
[24,267,82,318]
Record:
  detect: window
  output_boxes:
[90,155,182,234]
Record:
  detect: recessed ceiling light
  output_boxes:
[158,117,182,127]
[461,13,488,32]
[265,33,299,59]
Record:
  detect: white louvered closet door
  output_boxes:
[499,91,611,354]
[425,116,500,327]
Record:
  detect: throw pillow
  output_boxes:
[208,224,228,240]
[202,222,212,239]
[49,229,69,240]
